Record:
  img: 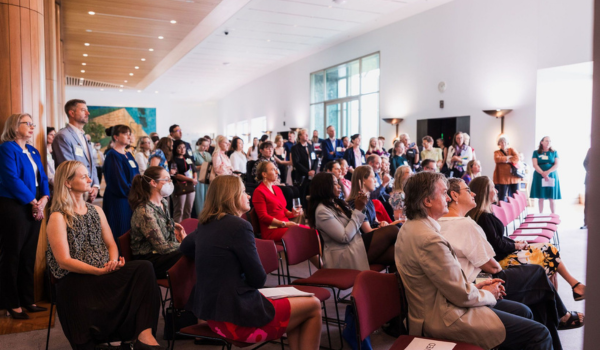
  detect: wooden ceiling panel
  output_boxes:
[62,0,223,88]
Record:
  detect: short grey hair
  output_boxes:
[404,172,447,220]
[497,136,509,146]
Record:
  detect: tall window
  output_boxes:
[310,53,380,149]
[236,120,249,146]
[250,116,267,142]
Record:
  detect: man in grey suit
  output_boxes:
[52,99,99,202]
[395,171,552,350]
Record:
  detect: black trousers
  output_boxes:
[496,183,519,202]
[492,299,553,350]
[0,197,42,309]
[134,251,182,279]
[278,185,300,211]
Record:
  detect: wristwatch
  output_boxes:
[280,221,286,228]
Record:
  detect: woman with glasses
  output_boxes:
[0,114,50,319]
[129,166,186,278]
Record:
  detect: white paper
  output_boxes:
[542,178,555,187]
[517,229,542,234]
[404,338,456,350]
[530,214,550,217]
[525,223,548,228]
[259,287,315,300]
[532,218,549,222]
[512,235,541,241]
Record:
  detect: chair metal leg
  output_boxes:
[45,302,54,350]
[322,301,333,349]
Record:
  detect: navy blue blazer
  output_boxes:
[320,138,344,170]
[343,147,366,180]
[0,141,50,204]
[180,214,274,327]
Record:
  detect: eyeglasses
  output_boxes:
[156,178,172,183]
[20,122,36,128]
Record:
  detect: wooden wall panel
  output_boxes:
[0,5,11,119]
[8,4,22,113]
[20,7,32,114]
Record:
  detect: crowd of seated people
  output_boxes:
[4,100,584,350]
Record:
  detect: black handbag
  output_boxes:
[163,308,198,340]
[500,149,526,179]
[173,180,195,196]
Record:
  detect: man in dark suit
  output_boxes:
[320,125,345,171]
[169,124,193,159]
[292,129,318,206]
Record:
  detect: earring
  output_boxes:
[67,187,71,191]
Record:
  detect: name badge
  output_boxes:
[75,147,84,157]
[361,155,366,163]
[404,161,408,166]
[187,149,192,156]
[540,155,548,160]
[128,160,137,168]
[310,152,316,160]
[336,147,342,152]
[185,158,193,165]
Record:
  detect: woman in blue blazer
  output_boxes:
[342,134,366,181]
[0,113,50,319]
[180,175,322,349]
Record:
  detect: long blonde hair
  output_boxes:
[346,165,373,202]
[51,161,86,228]
[136,136,153,156]
[198,175,246,224]
[212,135,228,157]
[1,113,32,143]
[467,176,494,222]
[392,165,411,193]
[367,137,380,153]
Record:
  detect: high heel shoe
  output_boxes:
[133,340,165,350]
[572,282,585,301]
[23,304,47,313]
[6,308,29,319]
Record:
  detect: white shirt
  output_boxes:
[438,216,496,282]
[23,148,39,186]
[46,147,55,185]
[135,151,149,175]
[230,151,247,173]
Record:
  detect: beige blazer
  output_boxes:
[395,218,505,350]
[315,204,370,271]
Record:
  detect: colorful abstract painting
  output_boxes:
[84,106,156,147]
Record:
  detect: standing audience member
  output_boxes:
[252,162,303,241]
[582,148,590,229]
[149,137,173,172]
[193,138,211,214]
[463,133,477,160]
[180,175,322,350]
[252,141,279,180]
[52,99,99,202]
[338,159,352,199]
[291,129,318,203]
[436,138,448,168]
[204,135,215,155]
[378,137,387,155]
[493,136,520,201]
[389,165,411,221]
[129,166,185,278]
[366,137,387,157]
[170,140,197,223]
[468,176,585,300]
[47,127,56,187]
[134,136,153,175]
[274,135,292,185]
[445,131,472,178]
[421,159,436,172]
[247,137,259,161]
[320,126,344,171]
[462,159,481,185]
[530,136,561,213]
[399,133,420,171]
[211,135,233,177]
[229,136,248,175]
[283,131,296,161]
[395,171,552,350]
[341,136,349,149]
[150,132,159,146]
[0,113,50,319]
[94,143,104,197]
[46,161,161,349]
[103,125,140,240]
[421,136,444,170]
[389,141,407,177]
[343,134,366,180]
[169,124,193,159]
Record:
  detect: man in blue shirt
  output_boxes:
[284,130,296,161]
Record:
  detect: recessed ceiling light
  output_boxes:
[88,11,95,15]
[83,53,88,57]
[155,91,159,93]
[170,20,177,24]
[84,43,90,46]
[129,73,134,76]
[100,88,104,91]
[137,90,141,92]
[79,77,84,80]
[267,39,271,42]
[135,66,139,69]
[81,70,85,73]
[158,36,164,39]
[141,58,146,61]
[79,83,83,85]
[82,63,86,65]
[124,80,128,83]
[149,48,154,51]
[119,89,123,92]
[120,85,124,87]
[86,29,92,32]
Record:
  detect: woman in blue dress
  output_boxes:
[530,136,561,214]
[103,125,140,240]
[192,137,211,214]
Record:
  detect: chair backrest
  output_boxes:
[352,271,402,341]
[248,208,262,238]
[255,238,279,274]
[510,192,523,214]
[246,160,257,184]
[167,256,196,309]
[281,225,320,266]
[492,205,509,226]
[119,230,133,262]
[507,196,521,219]
[499,200,516,223]
[180,218,198,234]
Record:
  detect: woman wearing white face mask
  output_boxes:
[129,166,186,278]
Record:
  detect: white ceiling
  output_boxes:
[145,0,452,101]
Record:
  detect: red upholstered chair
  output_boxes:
[246,208,286,284]
[351,271,484,350]
[179,218,198,234]
[372,199,392,223]
[282,226,362,346]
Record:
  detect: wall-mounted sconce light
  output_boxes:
[483,109,512,134]
[383,118,404,140]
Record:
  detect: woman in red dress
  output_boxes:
[252,161,303,241]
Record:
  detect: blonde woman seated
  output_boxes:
[179,175,322,350]
[439,178,583,344]
[468,176,585,302]
[461,159,481,185]
[46,161,161,350]
[389,165,412,221]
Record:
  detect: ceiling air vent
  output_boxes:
[66,76,122,89]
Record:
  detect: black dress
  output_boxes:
[47,204,160,349]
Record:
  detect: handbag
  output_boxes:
[500,149,526,179]
[163,308,198,340]
[198,161,213,184]
[342,305,373,350]
[174,180,195,196]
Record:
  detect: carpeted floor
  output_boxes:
[0,203,587,350]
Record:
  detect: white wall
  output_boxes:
[217,0,593,182]
[65,87,219,143]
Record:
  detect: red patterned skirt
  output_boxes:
[207,298,291,343]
